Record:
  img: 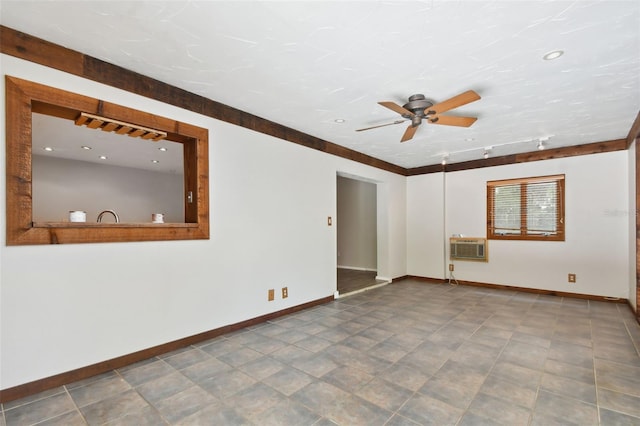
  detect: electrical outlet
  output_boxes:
[327,216,332,226]
[268,289,275,301]
[282,287,288,299]
[568,273,576,283]
[449,264,454,272]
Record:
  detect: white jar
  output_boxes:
[69,211,86,222]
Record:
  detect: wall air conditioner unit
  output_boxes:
[450,237,488,262]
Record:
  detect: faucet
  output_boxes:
[97,209,120,223]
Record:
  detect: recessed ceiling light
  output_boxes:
[81,145,92,150]
[441,155,449,166]
[158,147,168,152]
[334,119,345,123]
[151,160,160,164]
[537,140,545,150]
[543,50,564,61]
[43,147,54,152]
[99,155,108,160]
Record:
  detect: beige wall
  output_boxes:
[337,176,377,270]
[33,155,184,223]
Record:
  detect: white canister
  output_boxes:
[152,213,164,223]
[69,210,86,222]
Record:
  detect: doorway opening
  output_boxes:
[336,175,388,296]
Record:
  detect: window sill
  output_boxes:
[489,234,565,242]
[11,222,207,245]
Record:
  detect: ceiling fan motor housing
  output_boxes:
[402,94,435,122]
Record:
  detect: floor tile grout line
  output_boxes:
[592,316,603,425]
[59,386,87,426]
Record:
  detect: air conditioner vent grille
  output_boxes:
[450,237,488,262]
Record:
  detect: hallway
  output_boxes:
[337,268,388,296]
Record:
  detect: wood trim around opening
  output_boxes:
[486,174,565,242]
[5,75,209,245]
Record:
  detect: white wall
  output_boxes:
[444,152,630,298]
[406,172,445,278]
[629,141,637,311]
[33,155,184,223]
[336,176,377,271]
[0,55,407,389]
[407,152,631,299]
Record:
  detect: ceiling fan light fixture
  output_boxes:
[543,50,564,61]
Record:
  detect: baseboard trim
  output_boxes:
[400,275,629,304]
[0,295,334,403]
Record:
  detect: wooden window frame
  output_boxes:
[487,174,565,242]
[5,76,209,245]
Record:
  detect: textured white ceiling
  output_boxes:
[1,0,639,168]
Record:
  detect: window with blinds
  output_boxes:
[487,174,565,241]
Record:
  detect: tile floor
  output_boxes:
[2,279,640,425]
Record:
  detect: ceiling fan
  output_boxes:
[356,90,481,142]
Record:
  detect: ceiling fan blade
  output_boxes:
[355,119,407,132]
[426,90,480,115]
[429,115,478,127]
[379,101,414,117]
[400,124,419,142]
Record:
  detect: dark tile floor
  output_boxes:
[2,279,640,425]
[337,268,388,295]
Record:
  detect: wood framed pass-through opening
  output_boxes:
[5,76,210,245]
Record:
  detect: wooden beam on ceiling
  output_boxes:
[626,111,640,148]
[1,25,636,177]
